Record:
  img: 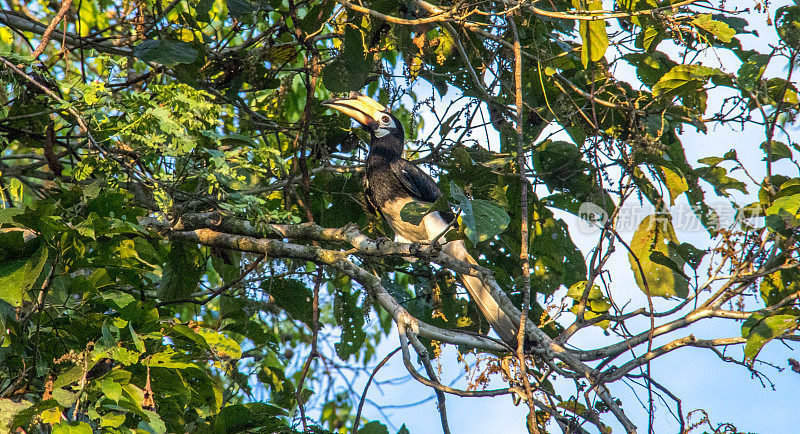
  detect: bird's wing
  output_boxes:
[390,158,457,224]
[389,158,442,203]
[390,159,519,345]
[362,175,379,215]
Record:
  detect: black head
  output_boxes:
[323,92,405,154]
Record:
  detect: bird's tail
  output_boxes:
[443,240,520,346]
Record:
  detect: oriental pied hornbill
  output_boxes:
[323,92,518,346]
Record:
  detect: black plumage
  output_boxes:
[323,92,518,346]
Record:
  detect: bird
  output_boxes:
[323,92,519,347]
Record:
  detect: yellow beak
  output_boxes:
[322,92,387,128]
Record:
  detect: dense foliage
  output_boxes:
[0,0,798,432]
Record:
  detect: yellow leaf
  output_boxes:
[628,215,689,298]
[661,166,688,205]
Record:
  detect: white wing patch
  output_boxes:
[422,212,451,243]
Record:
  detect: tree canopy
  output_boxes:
[0,0,799,432]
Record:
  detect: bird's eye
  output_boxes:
[381,115,391,124]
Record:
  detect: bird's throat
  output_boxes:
[368,134,404,161]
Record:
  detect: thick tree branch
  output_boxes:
[168,226,509,352]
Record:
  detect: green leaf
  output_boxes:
[51,389,78,407]
[528,205,588,293]
[160,242,202,302]
[323,27,371,93]
[695,165,747,196]
[134,39,198,65]
[139,410,167,434]
[0,229,31,262]
[98,413,126,428]
[558,399,588,416]
[299,0,336,33]
[333,282,366,360]
[128,323,146,353]
[628,215,689,298]
[96,375,124,402]
[712,14,751,34]
[400,179,450,225]
[146,349,198,370]
[742,313,798,362]
[167,323,212,352]
[766,78,799,105]
[103,290,136,309]
[434,31,455,64]
[359,420,390,434]
[400,201,435,226]
[760,140,793,162]
[640,25,664,52]
[697,149,738,167]
[738,53,769,91]
[623,51,677,88]
[212,403,287,432]
[53,365,84,389]
[0,399,33,427]
[469,199,510,243]
[648,251,688,280]
[0,243,48,307]
[8,399,59,429]
[220,132,257,148]
[227,0,261,17]
[671,242,707,270]
[195,0,214,17]
[105,346,140,366]
[530,140,606,212]
[615,0,656,28]
[262,278,313,324]
[567,281,610,328]
[449,181,510,244]
[257,363,295,409]
[760,269,800,305]
[775,6,800,49]
[576,0,609,67]
[0,208,23,224]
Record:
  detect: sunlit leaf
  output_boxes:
[691,14,736,43]
[742,313,799,362]
[576,0,609,67]
[0,243,48,307]
[628,215,689,298]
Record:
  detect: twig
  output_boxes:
[406,331,451,434]
[352,347,401,433]
[397,325,516,397]
[295,268,324,431]
[30,0,73,61]
[508,11,539,433]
